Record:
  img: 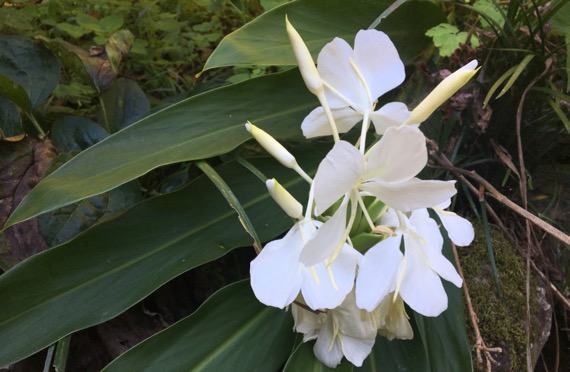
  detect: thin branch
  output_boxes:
[452,242,502,371]
[429,150,570,246]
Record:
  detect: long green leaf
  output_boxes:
[104,281,294,371]
[412,234,473,372]
[204,0,445,70]
[4,69,314,228]
[0,155,319,367]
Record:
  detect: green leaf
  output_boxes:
[75,13,102,33]
[104,281,294,371]
[204,0,445,70]
[35,37,95,89]
[412,236,473,372]
[0,74,33,113]
[0,155,315,367]
[360,334,429,371]
[0,98,22,139]
[425,23,475,57]
[495,54,535,99]
[196,160,262,253]
[473,0,505,28]
[105,30,134,74]
[99,14,124,34]
[56,23,90,39]
[0,35,60,109]
[284,341,354,371]
[4,69,314,228]
[51,116,109,152]
[99,78,150,133]
[551,4,570,92]
[38,181,142,247]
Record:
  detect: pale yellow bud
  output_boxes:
[285,15,323,96]
[266,179,303,219]
[404,60,479,125]
[245,121,297,169]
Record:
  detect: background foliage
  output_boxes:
[0,0,568,370]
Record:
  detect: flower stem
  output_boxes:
[356,193,375,231]
[317,91,340,142]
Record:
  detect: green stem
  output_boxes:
[28,113,46,139]
[54,334,71,372]
[99,96,111,133]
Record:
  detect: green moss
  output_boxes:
[458,224,539,371]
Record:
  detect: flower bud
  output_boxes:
[404,60,479,125]
[266,179,303,219]
[245,122,297,169]
[285,16,323,96]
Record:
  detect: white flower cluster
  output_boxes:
[246,17,478,368]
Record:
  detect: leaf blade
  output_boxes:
[4,69,314,228]
[103,281,294,371]
[0,156,314,367]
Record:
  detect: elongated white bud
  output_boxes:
[266,178,303,219]
[404,60,479,125]
[285,15,323,96]
[245,121,297,169]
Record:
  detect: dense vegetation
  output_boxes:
[0,0,568,370]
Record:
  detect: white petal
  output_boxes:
[436,209,475,247]
[300,202,348,266]
[249,227,303,308]
[427,253,463,288]
[292,305,324,340]
[353,30,405,101]
[314,141,364,215]
[361,178,457,212]
[365,126,427,183]
[302,106,363,138]
[410,211,463,288]
[314,317,344,368]
[399,235,449,316]
[317,37,366,109]
[379,208,399,227]
[340,335,376,367]
[355,234,403,311]
[370,102,411,134]
[301,244,359,310]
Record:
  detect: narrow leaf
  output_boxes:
[196,160,263,253]
[0,155,317,367]
[483,65,517,107]
[4,69,314,228]
[496,54,535,99]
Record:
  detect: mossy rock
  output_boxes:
[458,224,552,371]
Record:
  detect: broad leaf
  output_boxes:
[0,154,319,367]
[360,332,428,372]
[104,281,294,371]
[204,0,445,70]
[51,116,109,152]
[4,69,314,228]
[99,78,150,133]
[0,36,60,109]
[0,98,22,140]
